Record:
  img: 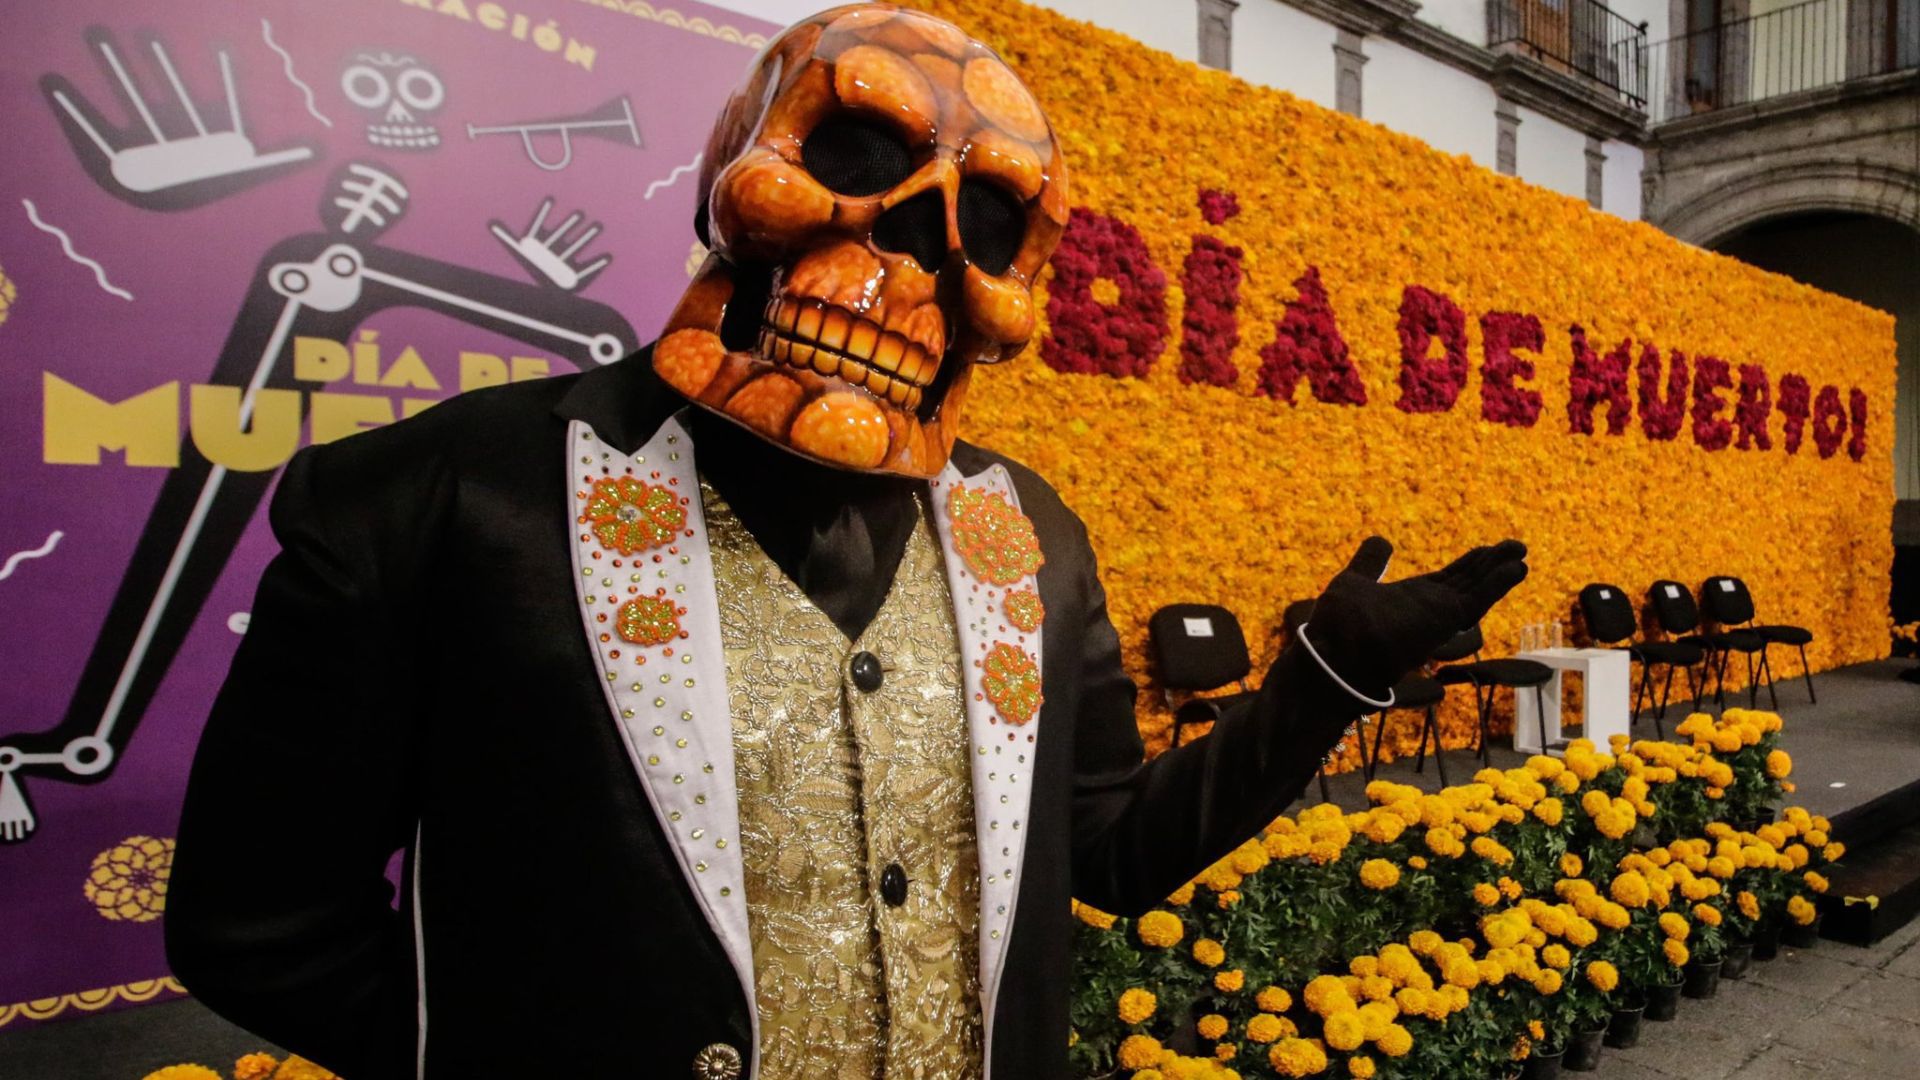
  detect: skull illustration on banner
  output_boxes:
[654,3,1069,478]
[341,50,445,150]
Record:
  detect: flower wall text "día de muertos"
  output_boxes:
[908,0,1897,759]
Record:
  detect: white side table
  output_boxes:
[1511,647,1632,756]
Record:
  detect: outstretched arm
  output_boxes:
[1070,534,1528,916]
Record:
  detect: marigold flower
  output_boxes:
[1787,895,1818,925]
[1659,913,1691,941]
[1376,1023,1414,1057]
[1198,1013,1230,1040]
[234,1055,280,1080]
[1325,1010,1367,1051]
[1694,903,1723,926]
[1664,939,1691,967]
[1805,871,1829,894]
[1766,750,1793,778]
[1192,938,1226,968]
[1542,944,1571,969]
[1586,960,1620,991]
[1118,1034,1164,1070]
[1072,898,1116,929]
[1136,910,1184,948]
[1118,987,1158,1025]
[1473,882,1501,907]
[1533,969,1564,994]
[1349,1056,1377,1078]
[1610,873,1652,908]
[1359,859,1401,890]
[142,1068,223,1080]
[1246,1012,1295,1043]
[1305,974,1357,1016]
[1269,1037,1330,1076]
[1214,968,1246,992]
[1256,986,1294,1013]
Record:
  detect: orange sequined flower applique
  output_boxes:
[984,642,1043,725]
[948,483,1043,585]
[1005,587,1046,633]
[582,477,685,555]
[617,594,685,646]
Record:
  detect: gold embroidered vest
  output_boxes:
[703,483,985,1080]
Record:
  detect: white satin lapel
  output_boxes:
[565,417,756,1064]
[928,460,1043,1071]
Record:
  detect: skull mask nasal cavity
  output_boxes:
[653,2,1069,480]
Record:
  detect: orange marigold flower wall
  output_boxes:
[906,0,1898,759]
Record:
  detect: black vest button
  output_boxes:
[850,651,884,693]
[880,862,908,906]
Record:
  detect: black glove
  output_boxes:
[1298,536,1529,702]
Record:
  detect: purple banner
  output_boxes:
[0,0,777,1022]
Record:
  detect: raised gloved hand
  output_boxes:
[1298,536,1529,703]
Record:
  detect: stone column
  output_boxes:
[1198,0,1240,71]
[1585,136,1607,208]
[1334,29,1368,116]
[1496,98,1522,175]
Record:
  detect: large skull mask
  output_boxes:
[654,3,1068,478]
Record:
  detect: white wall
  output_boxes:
[1364,37,1500,168]
[1415,0,1490,43]
[693,0,819,30]
[1026,0,1198,60]
[1235,0,1340,109]
[1601,138,1644,219]
[1515,105,1591,201]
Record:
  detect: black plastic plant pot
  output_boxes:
[1605,1002,1646,1048]
[1564,1026,1607,1071]
[1722,939,1755,979]
[1523,1045,1566,1080]
[1683,958,1723,998]
[1752,921,1783,960]
[1644,976,1683,1021]
[1782,913,1824,949]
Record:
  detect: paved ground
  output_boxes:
[1591,916,1920,1078]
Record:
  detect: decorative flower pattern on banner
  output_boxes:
[581,476,686,555]
[906,0,1898,759]
[983,641,1043,725]
[949,483,1045,585]
[83,835,172,923]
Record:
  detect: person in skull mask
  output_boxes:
[166,5,1528,1079]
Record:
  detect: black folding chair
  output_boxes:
[1148,603,1255,751]
[1578,583,1705,738]
[1705,575,1816,704]
[1433,625,1554,764]
[1646,580,1767,709]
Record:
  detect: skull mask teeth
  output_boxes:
[654,2,1068,478]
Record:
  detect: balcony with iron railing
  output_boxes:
[1487,0,1651,107]
[1647,0,1920,123]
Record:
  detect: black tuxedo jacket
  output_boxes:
[167,349,1363,1079]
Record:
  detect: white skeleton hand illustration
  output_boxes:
[488,198,612,291]
[52,37,313,195]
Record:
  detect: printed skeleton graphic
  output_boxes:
[341,51,445,150]
[40,28,319,210]
[0,163,637,844]
[653,4,1069,479]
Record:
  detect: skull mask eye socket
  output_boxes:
[800,112,914,197]
[957,180,1024,275]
